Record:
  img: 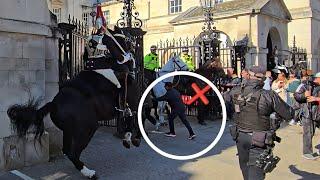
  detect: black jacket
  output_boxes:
[156,88,185,111]
[229,79,294,131]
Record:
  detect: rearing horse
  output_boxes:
[7,27,142,179]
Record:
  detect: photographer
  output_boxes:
[294,72,320,160]
[229,66,294,180]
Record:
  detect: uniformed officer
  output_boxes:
[144,45,160,83]
[155,82,196,140]
[180,47,195,71]
[228,66,294,180]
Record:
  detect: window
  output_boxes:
[82,12,89,25]
[103,10,110,25]
[169,0,182,14]
[53,8,61,23]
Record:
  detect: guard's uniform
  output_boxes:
[228,79,294,180]
[84,34,122,88]
[144,52,159,83]
[180,54,195,71]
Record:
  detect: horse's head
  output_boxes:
[160,56,188,73]
[102,26,136,64]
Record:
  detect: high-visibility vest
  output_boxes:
[144,53,159,71]
[180,54,195,71]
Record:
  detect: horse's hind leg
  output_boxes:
[63,131,72,155]
[67,126,98,179]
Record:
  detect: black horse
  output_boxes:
[174,59,227,123]
[7,27,142,179]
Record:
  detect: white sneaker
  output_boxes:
[289,119,296,126]
[302,153,319,160]
[155,122,160,131]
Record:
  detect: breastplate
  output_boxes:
[86,34,109,58]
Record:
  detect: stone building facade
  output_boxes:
[47,0,94,26]
[0,0,61,170]
[284,0,320,72]
[102,0,320,72]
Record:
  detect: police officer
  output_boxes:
[228,66,294,180]
[294,72,320,160]
[155,82,196,140]
[180,47,195,71]
[144,45,160,83]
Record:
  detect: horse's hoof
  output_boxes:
[123,140,130,149]
[89,174,98,180]
[161,122,168,126]
[132,138,141,147]
[81,166,96,179]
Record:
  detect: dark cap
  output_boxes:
[164,82,173,87]
[150,45,157,50]
[182,46,189,52]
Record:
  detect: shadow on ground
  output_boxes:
[289,165,320,180]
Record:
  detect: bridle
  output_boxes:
[103,28,136,67]
[172,57,187,71]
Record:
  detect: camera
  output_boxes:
[256,149,281,173]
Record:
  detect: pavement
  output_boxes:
[0,117,319,180]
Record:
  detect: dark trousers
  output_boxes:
[168,109,194,135]
[236,132,266,180]
[302,117,316,154]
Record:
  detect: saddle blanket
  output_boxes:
[94,69,121,88]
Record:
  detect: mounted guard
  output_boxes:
[84,3,136,115]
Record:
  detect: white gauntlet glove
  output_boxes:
[119,52,133,64]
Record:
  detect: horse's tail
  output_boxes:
[7,98,53,140]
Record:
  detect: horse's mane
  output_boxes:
[194,59,226,81]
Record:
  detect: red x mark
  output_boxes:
[186,83,211,105]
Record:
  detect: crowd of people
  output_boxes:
[220,63,320,179]
[142,44,319,179]
[225,65,320,160]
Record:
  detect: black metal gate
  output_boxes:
[58,16,88,85]
[287,36,307,67]
[156,33,248,117]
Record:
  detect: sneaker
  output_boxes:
[302,153,319,160]
[155,122,160,131]
[188,134,196,140]
[164,132,176,137]
[289,119,296,126]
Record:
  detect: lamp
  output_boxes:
[199,0,218,32]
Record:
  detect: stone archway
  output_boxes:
[266,27,282,71]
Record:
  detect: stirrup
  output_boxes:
[115,105,132,117]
